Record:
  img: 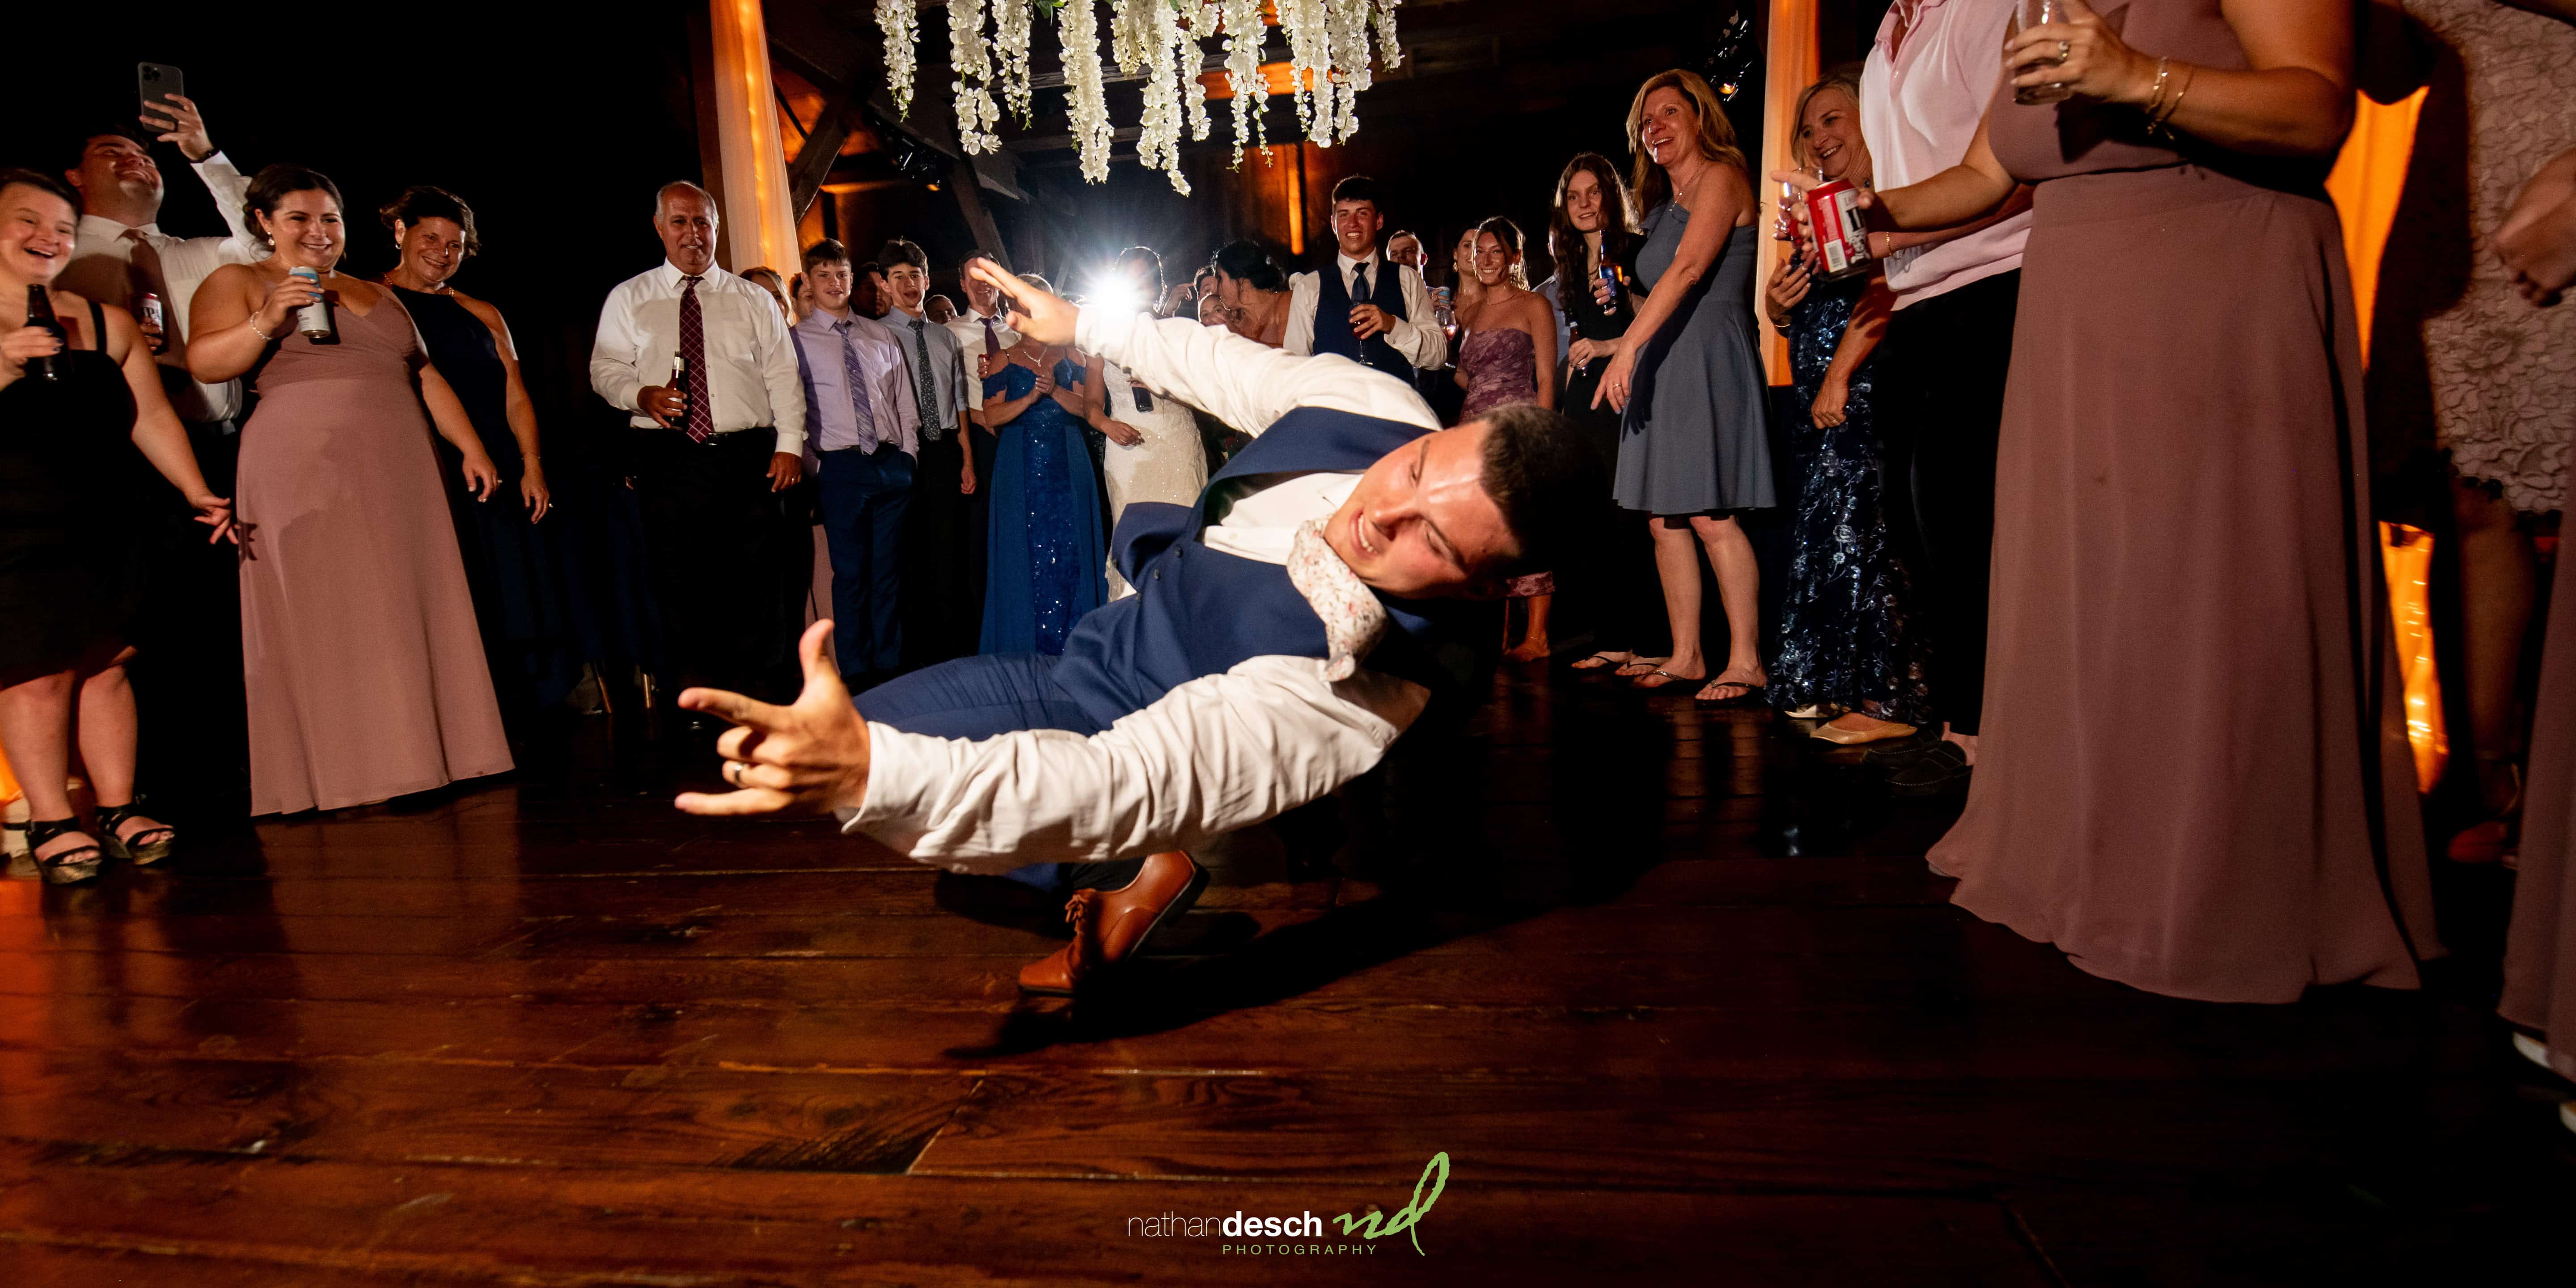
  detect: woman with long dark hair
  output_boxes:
[378,186,576,721]
[1595,69,1775,704]
[1548,152,1665,674]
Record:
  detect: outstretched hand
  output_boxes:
[963,258,1075,346]
[674,620,873,818]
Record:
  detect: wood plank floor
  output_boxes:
[4,663,2572,1285]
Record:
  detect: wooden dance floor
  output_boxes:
[4,667,2569,1284]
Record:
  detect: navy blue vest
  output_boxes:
[1049,406,1478,731]
[1310,258,1414,383]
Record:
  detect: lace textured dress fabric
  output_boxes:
[2369,0,2576,516]
[1767,262,1928,724]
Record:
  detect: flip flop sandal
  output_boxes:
[1569,652,1629,671]
[1614,657,1670,678]
[1630,669,1705,690]
[1695,681,1769,709]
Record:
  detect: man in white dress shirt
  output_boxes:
[590,182,808,708]
[58,95,259,463]
[1283,175,1446,382]
[677,260,1599,995]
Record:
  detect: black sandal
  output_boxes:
[1694,680,1769,709]
[27,818,106,885]
[96,798,176,866]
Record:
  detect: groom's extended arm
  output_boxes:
[1073,308,1438,437]
[843,657,1429,873]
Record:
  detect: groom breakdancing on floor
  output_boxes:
[676,260,1594,994]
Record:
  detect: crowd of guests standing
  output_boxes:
[8,0,2576,1138]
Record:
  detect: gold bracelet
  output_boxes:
[2142,56,2172,122]
[2151,63,2196,136]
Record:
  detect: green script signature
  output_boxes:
[1331,1153,1449,1255]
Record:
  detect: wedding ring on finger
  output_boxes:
[2055,39,2071,65]
[724,760,749,785]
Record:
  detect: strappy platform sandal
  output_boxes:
[27,818,106,885]
[95,799,176,866]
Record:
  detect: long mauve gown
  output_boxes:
[1928,0,2440,1002]
[237,290,512,814]
[2505,546,2576,1078]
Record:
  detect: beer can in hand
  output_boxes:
[288,266,335,342]
[133,291,168,355]
[1803,179,1876,283]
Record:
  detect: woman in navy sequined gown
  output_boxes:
[976,330,1105,655]
[1766,71,1926,743]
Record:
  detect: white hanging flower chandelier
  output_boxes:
[883,0,1402,194]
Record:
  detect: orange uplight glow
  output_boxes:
[706,0,800,274]
[1759,0,1818,385]
[1199,61,1318,100]
[2379,521,2449,793]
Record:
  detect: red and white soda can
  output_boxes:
[1803,178,1875,283]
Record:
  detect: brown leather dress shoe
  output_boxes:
[1017,850,1207,995]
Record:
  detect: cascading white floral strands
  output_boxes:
[1326,0,1373,145]
[993,0,1037,124]
[1178,4,1213,149]
[877,0,922,116]
[1218,0,1268,168]
[1057,0,1115,183]
[1277,0,1330,144]
[948,0,1003,155]
[1132,0,1193,194]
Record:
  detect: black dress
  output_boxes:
[1555,254,1666,657]
[391,286,578,715]
[1766,257,1927,723]
[0,300,146,677]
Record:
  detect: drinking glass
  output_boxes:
[2010,0,2075,105]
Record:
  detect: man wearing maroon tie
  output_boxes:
[590,182,808,716]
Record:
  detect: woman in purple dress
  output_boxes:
[1451,216,1561,659]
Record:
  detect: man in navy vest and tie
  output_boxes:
[677,261,1596,996]
[1283,176,1446,383]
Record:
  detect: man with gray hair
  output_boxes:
[592,181,808,718]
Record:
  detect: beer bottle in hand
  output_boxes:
[23,285,69,382]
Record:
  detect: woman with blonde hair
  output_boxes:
[1594,68,1774,705]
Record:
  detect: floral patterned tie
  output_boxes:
[1287,519,1388,682]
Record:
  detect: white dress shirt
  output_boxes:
[1861,0,2030,309]
[590,262,806,455]
[1284,251,1447,371]
[946,306,1021,412]
[59,152,259,423]
[838,309,1444,871]
[791,307,919,456]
